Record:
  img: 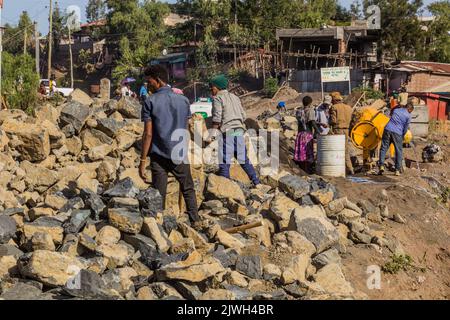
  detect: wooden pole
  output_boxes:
[23,28,27,55]
[47,0,53,80]
[35,22,40,74]
[68,25,73,88]
[224,221,263,234]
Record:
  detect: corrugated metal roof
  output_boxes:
[392,61,450,74]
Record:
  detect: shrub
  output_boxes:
[1,53,39,113]
[352,85,385,100]
[264,77,279,98]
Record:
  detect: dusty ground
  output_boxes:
[331,140,450,300]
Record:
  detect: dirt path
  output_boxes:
[328,144,450,299]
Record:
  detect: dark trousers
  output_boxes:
[150,153,200,222]
[378,129,403,171]
[218,134,260,185]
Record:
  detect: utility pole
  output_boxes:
[47,0,53,80]
[35,22,39,74]
[233,0,237,68]
[23,28,27,55]
[68,25,73,88]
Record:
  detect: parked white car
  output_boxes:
[40,79,74,97]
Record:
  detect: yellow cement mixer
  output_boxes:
[350,107,412,168]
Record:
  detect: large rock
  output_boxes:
[20,161,59,189]
[156,258,225,283]
[80,188,106,220]
[95,226,121,245]
[18,250,85,287]
[108,208,143,234]
[312,263,354,296]
[119,168,150,190]
[288,206,339,253]
[0,215,17,244]
[269,193,301,230]
[0,255,18,278]
[0,282,44,300]
[60,101,91,134]
[142,217,171,252]
[70,88,94,106]
[96,118,124,138]
[137,188,163,215]
[0,187,19,209]
[278,175,311,200]
[81,128,113,150]
[23,217,64,244]
[87,144,113,161]
[2,119,50,161]
[206,174,246,205]
[235,255,263,279]
[117,97,142,119]
[103,177,139,198]
[273,231,316,257]
[96,242,135,269]
[63,210,91,234]
[215,229,245,250]
[312,248,342,269]
[178,222,208,248]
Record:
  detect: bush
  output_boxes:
[352,85,385,100]
[1,53,39,113]
[264,77,279,98]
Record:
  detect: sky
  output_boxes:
[1,0,436,35]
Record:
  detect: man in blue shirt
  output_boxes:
[378,102,414,176]
[139,81,149,102]
[139,65,200,223]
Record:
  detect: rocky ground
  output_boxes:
[0,89,449,300]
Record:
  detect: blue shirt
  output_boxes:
[141,86,191,162]
[385,107,411,136]
[139,86,148,98]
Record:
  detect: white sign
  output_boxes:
[321,67,351,83]
[66,5,81,31]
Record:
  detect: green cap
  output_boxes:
[210,74,229,90]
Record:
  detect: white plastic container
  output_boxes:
[317,134,346,177]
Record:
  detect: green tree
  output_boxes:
[86,0,108,22]
[1,53,40,113]
[427,1,450,63]
[106,0,171,80]
[362,0,424,60]
[3,11,34,55]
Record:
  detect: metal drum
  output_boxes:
[317,135,346,177]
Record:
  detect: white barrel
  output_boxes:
[410,105,429,138]
[317,135,346,177]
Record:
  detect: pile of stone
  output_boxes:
[0,92,402,300]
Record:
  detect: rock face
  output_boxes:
[288,206,339,253]
[18,250,85,287]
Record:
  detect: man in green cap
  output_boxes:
[208,74,260,186]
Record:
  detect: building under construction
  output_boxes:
[275,22,381,93]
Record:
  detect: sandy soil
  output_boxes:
[331,141,450,300]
